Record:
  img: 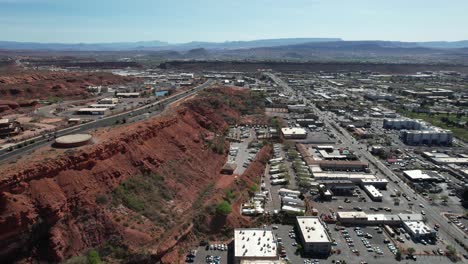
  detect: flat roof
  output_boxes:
[363,185,383,198]
[0,118,10,124]
[398,214,424,222]
[337,211,368,219]
[367,214,399,222]
[313,172,376,180]
[432,158,468,164]
[77,108,108,112]
[318,149,347,159]
[116,92,140,95]
[306,159,368,167]
[403,170,434,180]
[234,228,277,259]
[281,127,307,135]
[296,216,331,243]
[89,104,116,107]
[360,179,389,183]
[403,221,432,235]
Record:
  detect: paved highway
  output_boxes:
[0,79,214,163]
[267,73,468,255]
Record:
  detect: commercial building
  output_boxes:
[403,170,439,182]
[423,152,468,165]
[363,185,383,202]
[0,118,22,138]
[76,108,108,115]
[402,130,453,146]
[297,119,324,127]
[309,160,369,172]
[89,104,116,109]
[98,98,119,104]
[336,212,368,225]
[313,172,376,185]
[116,92,140,98]
[364,92,395,101]
[281,127,307,139]
[359,179,388,190]
[402,221,436,239]
[337,212,425,226]
[367,214,401,225]
[234,228,278,264]
[296,216,332,255]
[383,118,453,146]
[287,104,308,113]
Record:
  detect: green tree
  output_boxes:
[87,250,101,264]
[441,195,449,204]
[446,245,456,256]
[395,251,402,261]
[249,184,259,194]
[224,189,236,202]
[216,201,232,216]
[407,247,415,256]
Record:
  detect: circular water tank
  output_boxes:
[54,134,92,148]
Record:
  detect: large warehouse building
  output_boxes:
[383,118,453,146]
[234,228,279,264]
[281,127,307,139]
[296,216,332,256]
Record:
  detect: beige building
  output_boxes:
[234,228,279,264]
[296,216,332,256]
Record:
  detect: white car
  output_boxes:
[419,204,425,208]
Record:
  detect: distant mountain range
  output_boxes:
[0,38,342,51]
[2,38,468,65]
[1,38,468,52]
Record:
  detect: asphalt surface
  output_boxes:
[267,73,468,256]
[0,79,214,165]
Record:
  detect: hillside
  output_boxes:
[0,87,269,263]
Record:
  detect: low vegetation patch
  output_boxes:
[111,172,175,227]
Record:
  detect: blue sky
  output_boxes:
[0,0,467,43]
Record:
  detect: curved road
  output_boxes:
[0,79,214,164]
[268,72,467,255]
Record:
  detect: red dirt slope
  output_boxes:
[0,70,135,102]
[0,87,256,263]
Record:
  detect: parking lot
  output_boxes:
[190,244,229,264]
[267,223,453,264]
[228,126,257,175]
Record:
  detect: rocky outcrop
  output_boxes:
[0,70,135,103]
[0,87,250,263]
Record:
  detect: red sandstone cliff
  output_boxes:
[0,87,259,263]
[0,70,135,105]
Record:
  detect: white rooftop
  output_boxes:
[281,127,307,136]
[234,228,277,259]
[77,108,108,112]
[360,179,388,183]
[296,216,331,243]
[367,214,399,222]
[337,211,368,219]
[313,172,376,180]
[363,185,383,198]
[0,118,10,124]
[398,214,424,222]
[403,221,432,235]
[403,170,433,180]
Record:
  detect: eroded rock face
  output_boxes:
[0,70,135,103]
[0,88,249,262]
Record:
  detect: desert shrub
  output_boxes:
[216,201,232,216]
[86,250,101,264]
